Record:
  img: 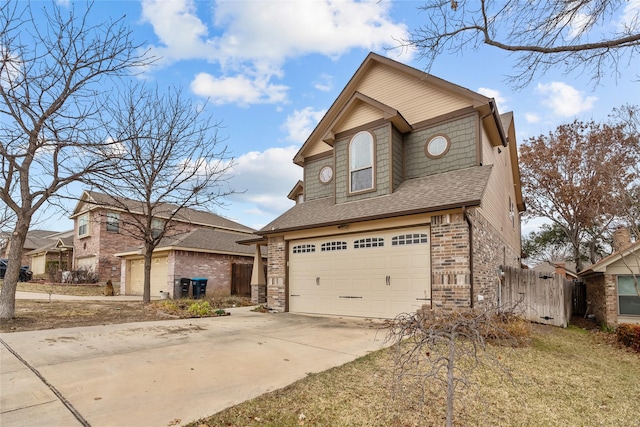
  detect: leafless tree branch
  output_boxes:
[406,0,640,88]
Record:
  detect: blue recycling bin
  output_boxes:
[191,278,208,299]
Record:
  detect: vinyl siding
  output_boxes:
[357,63,471,124]
[337,102,385,134]
[479,127,522,252]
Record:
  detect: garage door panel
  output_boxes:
[289,227,431,318]
[127,257,167,296]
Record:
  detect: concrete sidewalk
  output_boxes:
[0,307,387,427]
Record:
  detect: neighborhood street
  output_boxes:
[1,307,386,426]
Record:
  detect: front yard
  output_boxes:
[1,281,638,426]
[190,323,639,427]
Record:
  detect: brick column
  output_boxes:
[430,213,471,311]
[267,236,286,311]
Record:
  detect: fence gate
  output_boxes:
[232,264,252,297]
[500,266,573,327]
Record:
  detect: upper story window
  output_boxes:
[425,134,451,159]
[349,131,374,192]
[78,213,89,237]
[106,212,120,233]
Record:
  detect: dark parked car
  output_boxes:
[0,259,33,282]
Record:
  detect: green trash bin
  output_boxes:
[191,278,208,299]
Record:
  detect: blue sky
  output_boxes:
[30,0,640,235]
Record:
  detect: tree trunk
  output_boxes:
[142,243,153,303]
[0,218,30,320]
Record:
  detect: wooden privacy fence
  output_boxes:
[499,266,574,327]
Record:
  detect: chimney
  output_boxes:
[554,262,566,278]
[613,226,632,252]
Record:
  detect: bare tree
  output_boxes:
[0,1,149,319]
[386,306,523,427]
[84,84,234,303]
[406,0,640,88]
[519,117,639,272]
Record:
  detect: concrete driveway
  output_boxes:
[0,307,386,426]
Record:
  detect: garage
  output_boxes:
[288,227,431,318]
[126,256,168,296]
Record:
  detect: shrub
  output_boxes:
[187,300,212,317]
[616,323,640,352]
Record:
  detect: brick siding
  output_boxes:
[171,250,254,297]
[583,274,619,327]
[267,235,287,311]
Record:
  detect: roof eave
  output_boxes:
[257,200,481,236]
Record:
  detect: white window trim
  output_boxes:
[78,213,90,238]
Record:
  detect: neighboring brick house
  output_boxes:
[579,227,640,327]
[247,53,525,318]
[70,190,260,298]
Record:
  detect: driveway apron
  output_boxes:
[0,307,386,426]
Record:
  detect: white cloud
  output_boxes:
[140,0,216,62]
[477,87,508,111]
[525,113,541,123]
[566,12,592,38]
[140,0,412,106]
[313,73,333,92]
[190,72,289,106]
[282,107,326,143]
[226,146,302,219]
[618,0,640,31]
[536,82,597,117]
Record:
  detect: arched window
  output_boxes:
[349,131,374,192]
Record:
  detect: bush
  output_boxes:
[187,300,212,317]
[616,323,640,352]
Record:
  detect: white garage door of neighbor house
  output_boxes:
[127,257,168,296]
[289,227,431,319]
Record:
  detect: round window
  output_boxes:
[425,135,450,158]
[319,166,333,183]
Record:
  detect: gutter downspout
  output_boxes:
[462,206,474,308]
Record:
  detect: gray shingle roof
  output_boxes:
[158,228,256,255]
[259,165,493,235]
[80,191,254,233]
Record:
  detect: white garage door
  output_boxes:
[127,256,168,296]
[289,227,431,318]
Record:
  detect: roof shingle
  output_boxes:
[259,165,493,234]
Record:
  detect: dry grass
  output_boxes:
[10,281,105,296]
[189,324,640,427]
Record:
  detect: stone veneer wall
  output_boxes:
[584,274,618,327]
[267,235,287,311]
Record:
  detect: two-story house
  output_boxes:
[70,190,260,298]
[250,53,525,318]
